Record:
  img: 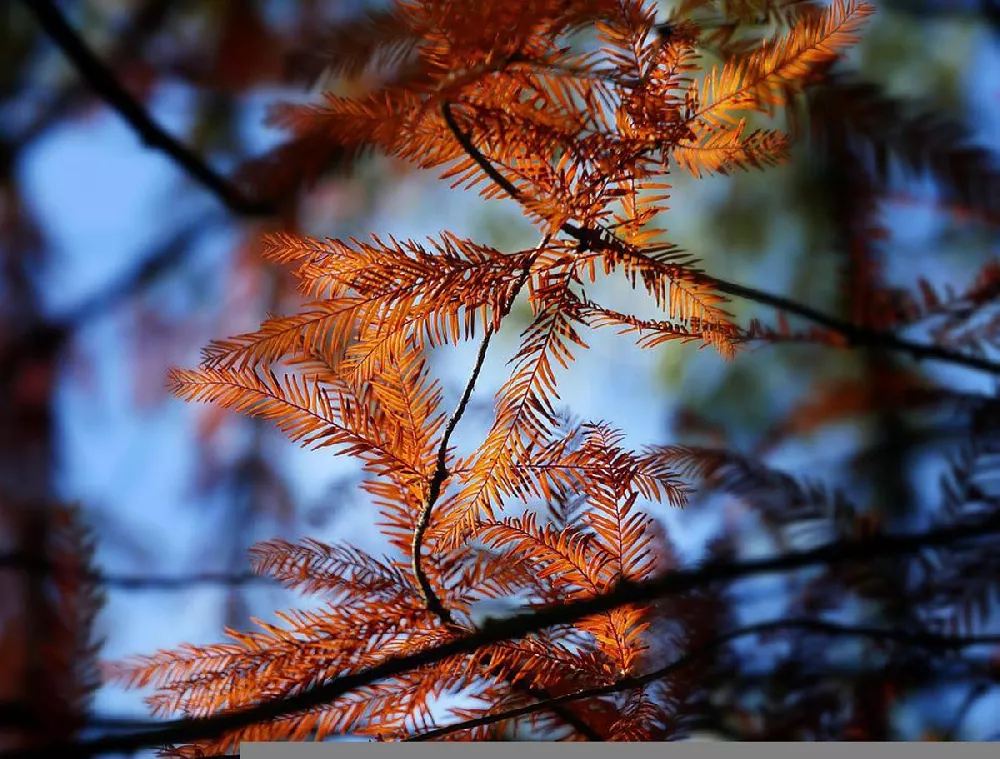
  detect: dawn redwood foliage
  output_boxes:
[102,0,890,749]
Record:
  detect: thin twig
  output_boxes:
[11,513,1000,759]
[410,244,541,622]
[407,241,600,738]
[439,102,1000,377]
[20,0,274,216]
[411,328,495,625]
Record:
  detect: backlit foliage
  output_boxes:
[107,0,874,750]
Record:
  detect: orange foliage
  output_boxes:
[107,0,873,750]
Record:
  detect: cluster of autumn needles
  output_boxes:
[9,0,1000,754]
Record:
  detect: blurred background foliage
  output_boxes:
[1,0,999,749]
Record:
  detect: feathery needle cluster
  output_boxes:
[104,0,874,750]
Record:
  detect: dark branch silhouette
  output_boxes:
[440,102,1000,378]
[9,0,173,153]
[0,552,272,590]
[19,0,275,217]
[406,618,1000,741]
[6,512,1000,759]
[3,622,986,743]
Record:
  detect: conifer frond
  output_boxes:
[690,0,875,128]
[575,295,714,349]
[451,286,589,540]
[605,686,671,740]
[199,302,360,372]
[168,366,421,483]
[129,0,880,747]
[368,343,446,471]
[801,72,1000,235]
[672,445,860,549]
[248,538,413,599]
[573,424,660,579]
[472,635,615,713]
[447,414,595,510]
[473,422,673,684]
[573,246,741,357]
[671,120,790,177]
[110,596,465,748]
[914,396,1000,636]
[290,7,421,83]
[24,505,106,744]
[206,232,531,378]
[478,513,613,597]
[478,512,647,678]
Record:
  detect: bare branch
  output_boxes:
[411,328,496,625]
[0,553,274,591]
[19,0,275,217]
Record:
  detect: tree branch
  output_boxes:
[0,551,274,590]
[20,0,275,217]
[10,0,173,152]
[0,210,223,390]
[407,240,602,739]
[411,245,541,622]
[440,102,1000,377]
[406,618,1000,741]
[9,512,1000,759]
[411,328,495,625]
